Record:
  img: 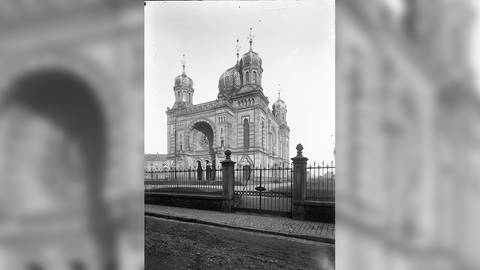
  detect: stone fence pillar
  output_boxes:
[221,150,235,212]
[292,144,308,220]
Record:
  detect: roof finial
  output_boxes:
[181,54,186,75]
[248,27,254,51]
[277,84,281,100]
[235,39,241,62]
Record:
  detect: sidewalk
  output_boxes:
[145,204,335,244]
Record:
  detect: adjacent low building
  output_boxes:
[144,153,169,171]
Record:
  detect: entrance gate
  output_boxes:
[234,166,293,216]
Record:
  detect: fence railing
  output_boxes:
[144,163,335,201]
[234,166,293,185]
[144,167,223,194]
[305,162,335,202]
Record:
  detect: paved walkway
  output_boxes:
[145,205,334,244]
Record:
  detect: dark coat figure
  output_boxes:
[206,161,212,181]
[211,160,216,181]
[197,161,203,181]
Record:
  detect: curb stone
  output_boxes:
[145,211,335,245]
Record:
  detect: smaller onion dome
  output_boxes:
[174,73,193,89]
[273,89,287,112]
[218,66,241,93]
[175,54,193,89]
[273,95,287,123]
[240,50,262,68]
[241,28,263,68]
[273,98,286,110]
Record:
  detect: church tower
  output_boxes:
[218,29,265,99]
[272,92,287,124]
[173,54,194,108]
[272,90,289,166]
[239,28,263,90]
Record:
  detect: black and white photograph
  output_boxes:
[144,1,335,269]
[3,0,480,269]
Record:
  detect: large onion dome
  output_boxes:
[218,66,241,94]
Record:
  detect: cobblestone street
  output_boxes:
[146,216,334,270]
[145,205,335,243]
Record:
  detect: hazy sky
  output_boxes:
[472,1,480,90]
[145,1,335,163]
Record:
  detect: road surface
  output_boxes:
[145,216,334,270]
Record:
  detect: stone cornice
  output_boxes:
[232,89,269,105]
[167,99,234,116]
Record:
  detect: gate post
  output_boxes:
[291,144,308,220]
[221,150,236,212]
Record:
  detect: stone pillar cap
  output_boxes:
[291,143,308,161]
[221,149,236,164]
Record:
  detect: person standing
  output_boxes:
[205,160,212,181]
[197,160,203,181]
[212,159,216,181]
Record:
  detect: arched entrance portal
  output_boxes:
[0,69,116,269]
[188,120,216,180]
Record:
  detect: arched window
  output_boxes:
[243,118,249,148]
[279,137,282,158]
[179,134,183,150]
[268,133,272,152]
[245,71,250,83]
[272,134,276,155]
[252,71,257,84]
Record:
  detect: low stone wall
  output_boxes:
[301,201,335,223]
[145,192,224,212]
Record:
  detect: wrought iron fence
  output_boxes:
[144,162,335,202]
[144,167,223,194]
[234,165,293,214]
[305,162,335,201]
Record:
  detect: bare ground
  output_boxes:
[145,216,334,270]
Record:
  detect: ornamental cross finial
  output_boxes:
[277,84,281,100]
[235,39,241,61]
[248,27,254,51]
[181,54,186,74]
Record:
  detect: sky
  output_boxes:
[472,1,480,90]
[144,0,335,163]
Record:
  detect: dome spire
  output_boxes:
[181,53,186,75]
[277,84,282,100]
[235,39,241,62]
[248,27,254,51]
